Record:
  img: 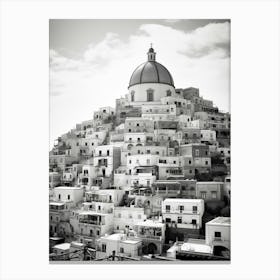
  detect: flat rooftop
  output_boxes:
[54,186,83,190]
[136,220,164,228]
[53,243,70,251]
[121,239,141,245]
[163,198,203,203]
[207,216,230,226]
[181,241,211,254]
[101,233,125,241]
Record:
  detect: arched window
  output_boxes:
[131,91,135,102]
[147,89,154,102]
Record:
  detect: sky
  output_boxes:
[49,19,230,148]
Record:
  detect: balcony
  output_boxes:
[79,219,102,226]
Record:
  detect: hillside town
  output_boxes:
[49,46,231,262]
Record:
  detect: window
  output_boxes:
[166,205,170,213]
[99,150,102,156]
[211,191,217,199]
[195,149,199,156]
[136,123,139,127]
[192,206,198,213]
[68,195,70,200]
[58,194,61,200]
[98,205,101,211]
[177,217,182,224]
[147,89,154,101]
[131,91,135,102]
[201,192,206,199]
[191,219,197,225]
[129,214,132,219]
[101,244,106,252]
[147,159,150,165]
[179,205,184,213]
[214,231,221,240]
[128,129,131,132]
[129,160,132,164]
[166,90,171,97]
[138,150,140,154]
[107,150,110,156]
[171,107,174,112]
[120,247,124,253]
[96,230,100,236]
[85,142,88,146]
[205,161,208,165]
[50,215,53,221]
[189,160,192,164]
[147,150,150,154]
[90,229,93,236]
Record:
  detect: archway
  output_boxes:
[147,242,157,254]
[213,246,230,258]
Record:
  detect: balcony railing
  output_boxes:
[138,234,162,241]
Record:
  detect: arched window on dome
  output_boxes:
[147,89,154,102]
[166,90,172,97]
[131,91,135,102]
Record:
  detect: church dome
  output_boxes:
[128,47,174,88]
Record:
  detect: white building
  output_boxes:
[93,145,121,177]
[53,186,84,204]
[96,233,142,259]
[206,217,230,255]
[114,206,147,231]
[134,219,166,255]
[162,198,204,229]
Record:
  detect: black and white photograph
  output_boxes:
[1,0,280,279]
[49,19,231,262]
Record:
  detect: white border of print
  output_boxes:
[0,0,280,280]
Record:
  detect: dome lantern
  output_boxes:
[147,43,156,61]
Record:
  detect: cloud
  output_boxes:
[50,22,230,147]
